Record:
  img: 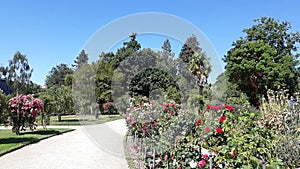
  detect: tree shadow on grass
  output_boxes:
[0,129,75,157]
[20,130,62,135]
[0,137,37,144]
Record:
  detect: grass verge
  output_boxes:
[0,128,74,156]
[49,114,124,125]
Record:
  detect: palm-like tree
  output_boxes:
[189,52,211,104]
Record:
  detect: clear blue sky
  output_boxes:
[1,0,300,85]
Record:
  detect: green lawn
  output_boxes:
[49,114,124,125]
[0,128,74,156]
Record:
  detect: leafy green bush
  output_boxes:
[0,90,9,124]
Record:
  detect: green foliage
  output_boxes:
[178,35,211,110]
[114,32,141,68]
[179,35,202,64]
[44,85,74,117]
[73,63,99,118]
[211,108,281,168]
[45,63,73,88]
[1,51,33,95]
[129,68,181,103]
[94,33,142,114]
[48,114,123,125]
[0,128,73,155]
[225,82,250,108]
[224,17,300,107]
[226,92,250,108]
[38,92,55,127]
[22,83,43,95]
[100,52,115,65]
[188,52,211,88]
[210,73,227,103]
[64,74,73,86]
[95,61,115,113]
[0,90,9,124]
[72,49,89,70]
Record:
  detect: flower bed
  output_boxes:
[125,99,300,168]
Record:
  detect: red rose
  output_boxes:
[219,115,226,123]
[195,119,202,126]
[207,105,212,110]
[205,127,210,132]
[216,127,224,133]
[225,104,233,111]
[212,106,219,110]
[202,154,209,159]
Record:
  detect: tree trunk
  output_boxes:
[13,111,21,135]
[198,86,204,113]
[15,128,20,135]
[95,112,99,119]
[58,113,62,122]
[199,85,203,96]
[42,115,47,129]
[249,77,260,107]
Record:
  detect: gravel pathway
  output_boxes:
[0,119,128,169]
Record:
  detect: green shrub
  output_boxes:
[0,90,9,124]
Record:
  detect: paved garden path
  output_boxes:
[0,119,128,169]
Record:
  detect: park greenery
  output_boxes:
[0,128,74,156]
[123,17,300,168]
[0,16,299,168]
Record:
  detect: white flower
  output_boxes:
[158,127,163,135]
[173,159,177,166]
[189,160,197,168]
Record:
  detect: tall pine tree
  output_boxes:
[73,49,89,70]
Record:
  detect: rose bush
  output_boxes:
[125,100,180,139]
[103,101,118,114]
[7,94,43,135]
[126,99,299,168]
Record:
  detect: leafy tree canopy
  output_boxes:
[0,51,33,95]
[45,63,73,88]
[224,17,300,107]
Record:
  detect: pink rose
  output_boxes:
[197,160,206,167]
